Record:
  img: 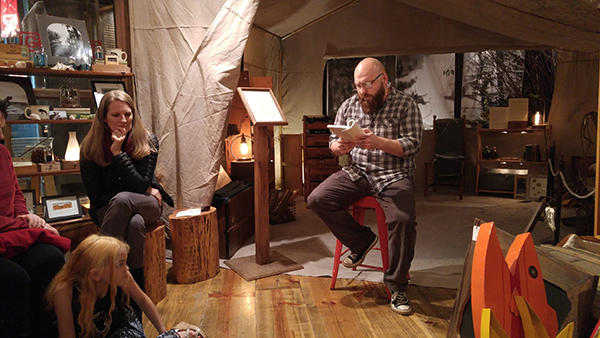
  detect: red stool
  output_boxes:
[330,196,391,298]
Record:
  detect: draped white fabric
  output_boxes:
[131,0,259,210]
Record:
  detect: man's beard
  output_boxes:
[358,85,385,115]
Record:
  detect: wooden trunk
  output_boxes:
[169,207,219,284]
[144,223,167,304]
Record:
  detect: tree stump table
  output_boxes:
[169,207,219,284]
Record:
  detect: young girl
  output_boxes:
[46,235,201,338]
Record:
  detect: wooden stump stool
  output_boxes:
[144,222,167,304]
[169,207,219,284]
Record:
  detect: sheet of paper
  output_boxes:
[176,208,202,217]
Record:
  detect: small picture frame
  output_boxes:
[42,195,82,222]
[21,189,36,213]
[90,80,126,108]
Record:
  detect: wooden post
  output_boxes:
[169,207,219,284]
[254,126,270,265]
[144,223,167,304]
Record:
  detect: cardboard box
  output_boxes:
[0,43,29,60]
[61,160,80,170]
[37,162,61,172]
[14,163,38,176]
[91,63,131,73]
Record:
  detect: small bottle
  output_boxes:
[489,147,499,160]
[482,145,491,159]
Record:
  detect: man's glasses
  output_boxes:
[352,73,384,91]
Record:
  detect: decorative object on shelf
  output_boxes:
[229,133,253,161]
[35,14,92,67]
[90,80,126,108]
[59,86,81,108]
[489,146,499,159]
[62,131,80,169]
[482,145,491,159]
[42,194,83,222]
[105,48,127,65]
[24,105,49,119]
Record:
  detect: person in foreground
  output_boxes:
[307,57,423,315]
[0,99,71,337]
[79,90,173,294]
[46,234,203,338]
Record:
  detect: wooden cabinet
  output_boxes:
[303,115,340,200]
[476,124,552,198]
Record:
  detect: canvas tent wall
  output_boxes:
[130,0,599,210]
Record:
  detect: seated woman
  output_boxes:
[0,99,70,337]
[79,90,173,292]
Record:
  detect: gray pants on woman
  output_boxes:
[97,191,161,270]
[306,170,417,292]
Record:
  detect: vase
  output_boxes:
[65,131,80,161]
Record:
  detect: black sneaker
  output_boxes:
[391,291,412,315]
[342,233,378,268]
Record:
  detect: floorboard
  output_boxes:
[143,266,456,337]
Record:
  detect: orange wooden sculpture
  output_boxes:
[471,222,558,338]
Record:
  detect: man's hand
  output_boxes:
[355,129,381,150]
[331,139,357,156]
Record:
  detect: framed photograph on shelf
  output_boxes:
[35,14,92,67]
[42,195,82,222]
[21,189,36,213]
[90,80,126,107]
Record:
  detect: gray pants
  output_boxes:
[307,170,417,292]
[97,191,161,270]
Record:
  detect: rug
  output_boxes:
[220,194,571,289]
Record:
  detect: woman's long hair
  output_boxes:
[46,235,130,338]
[80,90,154,166]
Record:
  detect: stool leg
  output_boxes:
[330,239,344,290]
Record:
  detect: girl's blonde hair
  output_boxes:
[80,90,154,166]
[47,235,130,338]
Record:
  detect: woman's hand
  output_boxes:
[18,214,59,235]
[147,187,162,207]
[110,127,128,156]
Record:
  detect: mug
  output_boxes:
[106,48,127,63]
[25,105,50,120]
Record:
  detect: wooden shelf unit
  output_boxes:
[303,115,340,201]
[475,124,552,197]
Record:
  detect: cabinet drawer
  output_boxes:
[305,134,330,147]
[306,147,333,158]
[306,158,338,167]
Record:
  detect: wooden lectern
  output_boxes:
[224,88,303,280]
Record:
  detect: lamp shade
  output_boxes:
[64,131,80,161]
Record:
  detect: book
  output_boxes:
[327,119,365,141]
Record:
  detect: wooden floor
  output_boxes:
[143,267,456,337]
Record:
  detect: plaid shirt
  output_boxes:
[329,87,423,194]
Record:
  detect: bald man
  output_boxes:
[307,57,423,315]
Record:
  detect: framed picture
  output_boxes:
[236,87,287,126]
[21,189,36,213]
[35,14,92,67]
[42,195,82,222]
[90,80,126,107]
